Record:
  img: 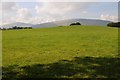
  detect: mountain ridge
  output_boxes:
[1,22,34,28]
[1,19,112,28]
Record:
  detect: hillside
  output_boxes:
[2,26,119,78]
[32,19,111,28]
[1,19,111,28]
[1,22,34,28]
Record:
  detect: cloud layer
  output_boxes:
[100,14,118,22]
[1,2,118,25]
[1,0,119,2]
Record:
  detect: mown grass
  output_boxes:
[2,26,119,78]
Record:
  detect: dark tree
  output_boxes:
[70,22,81,26]
[12,26,18,29]
[24,27,28,29]
[76,22,81,25]
[70,23,76,26]
[6,26,32,30]
[107,22,120,28]
[28,27,32,29]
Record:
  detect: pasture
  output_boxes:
[2,26,120,78]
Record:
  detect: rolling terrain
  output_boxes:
[1,22,34,28]
[2,25,119,78]
[1,19,111,28]
[32,19,111,28]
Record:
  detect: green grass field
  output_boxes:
[2,26,120,78]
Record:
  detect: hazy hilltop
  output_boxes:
[1,22,34,28]
[1,19,111,28]
[32,19,111,28]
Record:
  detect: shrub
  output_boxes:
[70,22,81,26]
[107,22,120,28]
[11,26,32,30]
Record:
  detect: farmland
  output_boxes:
[2,26,120,78]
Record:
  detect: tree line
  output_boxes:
[0,26,32,30]
[0,21,119,30]
[69,22,120,28]
[107,22,120,28]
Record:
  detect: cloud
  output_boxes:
[28,17,56,24]
[36,2,92,14]
[2,7,32,24]
[1,2,118,25]
[1,0,119,2]
[1,2,52,25]
[82,11,87,14]
[35,2,93,20]
[35,3,73,15]
[1,2,17,11]
[30,0,120,2]
[16,8,32,19]
[100,14,118,22]
[9,8,32,23]
[2,6,55,24]
[1,2,19,25]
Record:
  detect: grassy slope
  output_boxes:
[2,26,119,78]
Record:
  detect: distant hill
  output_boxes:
[2,22,34,28]
[1,19,112,28]
[32,19,111,28]
[32,22,58,28]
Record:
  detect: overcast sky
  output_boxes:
[0,0,119,25]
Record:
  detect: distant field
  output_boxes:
[2,26,120,78]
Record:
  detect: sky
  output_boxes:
[0,0,119,25]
